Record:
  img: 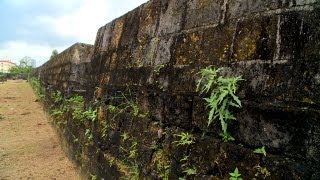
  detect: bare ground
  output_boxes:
[0,80,80,180]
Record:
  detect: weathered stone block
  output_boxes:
[167,66,197,93]
[278,12,305,61]
[131,38,159,67]
[227,0,278,20]
[173,31,204,65]
[147,92,165,122]
[137,0,161,39]
[232,15,277,61]
[114,46,133,69]
[199,24,236,64]
[295,0,317,6]
[163,95,193,129]
[109,18,125,50]
[94,23,113,53]
[157,0,185,36]
[299,8,320,60]
[184,0,223,29]
[154,36,174,66]
[119,7,141,47]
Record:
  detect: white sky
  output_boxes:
[0,0,148,66]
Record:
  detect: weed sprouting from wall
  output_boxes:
[196,66,243,141]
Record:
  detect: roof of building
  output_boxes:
[0,60,16,65]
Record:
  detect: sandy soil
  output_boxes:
[0,80,80,180]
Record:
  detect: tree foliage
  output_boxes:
[8,57,34,76]
[50,49,59,60]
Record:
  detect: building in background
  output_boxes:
[0,60,16,73]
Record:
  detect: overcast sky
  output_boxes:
[0,0,148,66]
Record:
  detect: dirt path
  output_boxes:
[0,80,80,180]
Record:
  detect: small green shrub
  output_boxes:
[83,107,97,122]
[129,164,140,180]
[50,109,64,117]
[106,90,149,120]
[229,167,242,180]
[30,77,45,99]
[51,90,63,103]
[90,174,97,180]
[254,146,267,157]
[183,167,197,176]
[72,106,85,122]
[67,95,85,122]
[254,165,271,178]
[196,66,242,141]
[128,142,138,159]
[85,129,93,141]
[179,155,198,178]
[150,143,162,151]
[101,121,109,138]
[173,132,195,146]
[153,149,171,180]
[121,132,129,141]
[68,95,84,104]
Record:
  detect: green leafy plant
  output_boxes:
[179,156,198,178]
[153,149,171,180]
[90,174,97,180]
[72,106,85,122]
[83,107,97,122]
[121,132,129,141]
[50,109,64,118]
[221,131,235,142]
[68,94,84,104]
[173,132,195,146]
[183,167,197,176]
[196,66,242,141]
[106,90,148,120]
[254,165,271,179]
[154,64,166,75]
[108,158,115,167]
[85,129,93,141]
[30,77,45,99]
[150,143,162,151]
[67,95,85,122]
[107,105,117,112]
[101,120,109,138]
[129,164,140,179]
[51,90,63,103]
[254,146,267,157]
[229,167,242,180]
[129,142,138,159]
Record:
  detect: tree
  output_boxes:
[8,57,34,78]
[50,50,58,60]
[20,56,36,68]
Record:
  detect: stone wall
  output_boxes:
[38,43,93,94]
[35,0,320,179]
